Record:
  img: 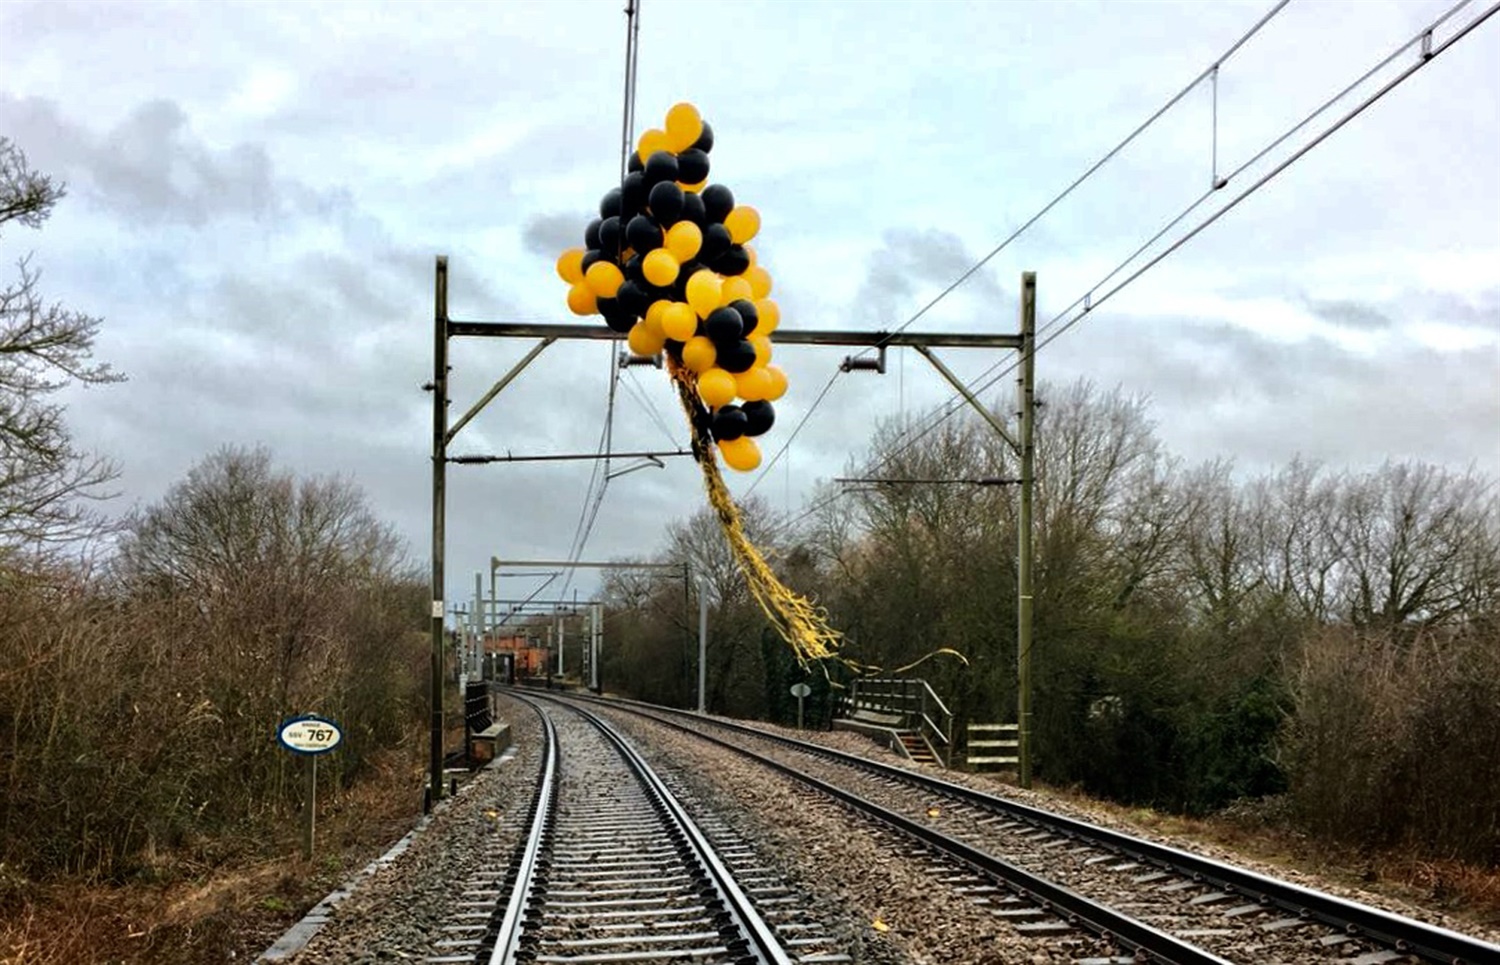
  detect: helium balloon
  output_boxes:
[735,366,773,402]
[720,276,753,305]
[665,221,703,262]
[711,404,748,441]
[665,102,704,152]
[685,269,722,319]
[648,181,685,226]
[664,338,685,362]
[744,245,758,267]
[719,436,761,472]
[636,128,670,162]
[718,338,757,374]
[741,400,776,436]
[567,283,597,316]
[598,216,622,255]
[698,367,737,408]
[749,335,773,367]
[755,298,780,333]
[581,249,604,274]
[556,248,585,284]
[730,298,759,335]
[705,305,743,343]
[628,321,666,357]
[676,148,710,185]
[724,205,761,244]
[681,192,707,226]
[642,248,680,287]
[598,297,635,333]
[628,152,644,173]
[701,183,735,223]
[625,214,663,253]
[622,171,648,217]
[600,187,622,219]
[699,223,732,264]
[643,299,669,337]
[692,121,715,154]
[615,279,651,315]
[711,245,750,277]
[745,265,773,299]
[585,260,624,298]
[585,218,603,250]
[662,302,698,341]
[682,335,716,373]
[643,151,680,187]
[763,364,788,401]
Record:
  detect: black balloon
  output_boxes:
[628,151,644,173]
[648,181,685,226]
[676,148,710,185]
[711,405,748,441]
[624,253,643,280]
[705,305,743,343]
[584,218,603,250]
[600,187,622,219]
[615,279,650,315]
[699,223,732,264]
[718,339,757,374]
[742,400,776,437]
[598,216,623,255]
[692,121,714,153]
[581,248,605,273]
[621,171,647,218]
[681,191,708,227]
[730,298,759,336]
[711,244,750,277]
[663,338,685,362]
[643,151,680,186]
[625,214,662,253]
[598,298,635,333]
[701,183,735,223]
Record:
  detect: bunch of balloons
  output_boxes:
[555,102,787,472]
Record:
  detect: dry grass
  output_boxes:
[0,749,428,965]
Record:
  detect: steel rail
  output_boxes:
[589,695,1500,965]
[562,694,1231,965]
[488,700,558,965]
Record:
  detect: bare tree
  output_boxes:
[0,137,123,552]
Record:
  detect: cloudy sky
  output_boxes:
[2,0,1496,612]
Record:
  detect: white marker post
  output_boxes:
[790,682,811,730]
[277,714,343,860]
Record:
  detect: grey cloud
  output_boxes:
[1306,298,1391,330]
[522,213,582,259]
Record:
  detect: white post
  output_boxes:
[590,602,601,692]
[697,579,708,714]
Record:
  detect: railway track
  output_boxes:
[431,695,847,965]
[570,695,1500,965]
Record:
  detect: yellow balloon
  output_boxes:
[745,265,773,299]
[724,205,761,245]
[678,179,707,194]
[627,321,666,357]
[643,299,670,337]
[744,245,758,267]
[735,366,773,402]
[698,367,737,408]
[764,364,789,401]
[749,335,773,367]
[665,221,703,262]
[642,248,680,287]
[662,302,698,341]
[685,269,722,319]
[719,276,753,305]
[556,247,585,284]
[636,128,670,163]
[682,335,717,373]
[585,260,624,298]
[567,283,597,316]
[664,102,703,153]
[719,436,762,472]
[755,297,780,333]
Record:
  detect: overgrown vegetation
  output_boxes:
[599,381,1500,865]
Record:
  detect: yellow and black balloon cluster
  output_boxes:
[555,103,787,472]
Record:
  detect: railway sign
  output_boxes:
[277,714,343,756]
[789,683,811,698]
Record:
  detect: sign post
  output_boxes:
[277,714,343,861]
[790,682,811,730]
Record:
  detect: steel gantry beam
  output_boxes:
[428,256,1040,803]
